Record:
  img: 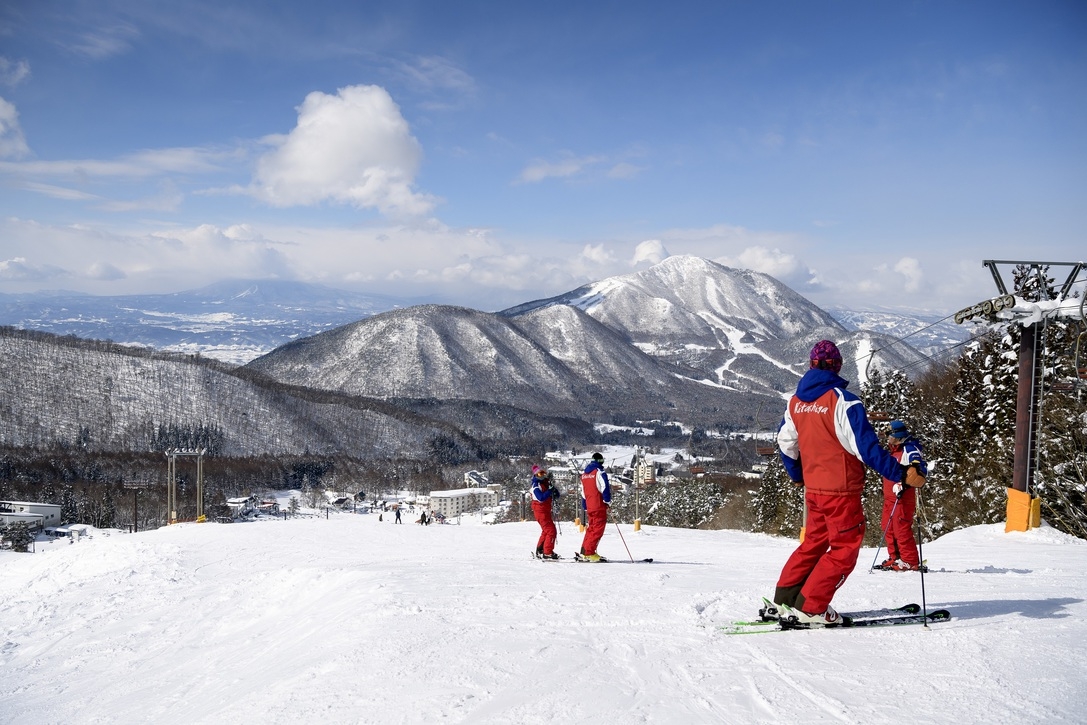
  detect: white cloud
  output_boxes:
[0,256,65,282]
[249,85,435,216]
[894,256,923,293]
[86,261,127,281]
[631,240,670,266]
[730,246,803,280]
[22,182,101,201]
[98,188,185,213]
[607,162,643,179]
[395,55,476,95]
[517,153,603,184]
[0,146,233,179]
[580,243,614,266]
[0,58,30,87]
[0,96,29,159]
[67,23,140,59]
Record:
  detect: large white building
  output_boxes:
[428,487,499,518]
[0,501,62,530]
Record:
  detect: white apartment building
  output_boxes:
[428,487,499,518]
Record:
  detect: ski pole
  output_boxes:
[868,493,901,573]
[612,518,634,562]
[916,490,929,627]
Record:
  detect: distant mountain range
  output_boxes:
[243,256,942,428]
[0,280,421,365]
[0,265,970,367]
[829,306,970,359]
[0,256,974,456]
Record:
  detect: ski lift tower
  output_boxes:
[954,260,1085,533]
[122,479,155,533]
[165,448,207,524]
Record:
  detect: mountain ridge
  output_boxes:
[0,256,954,457]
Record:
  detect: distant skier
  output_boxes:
[773,340,925,626]
[394,506,402,524]
[579,453,611,562]
[531,466,561,559]
[877,420,928,571]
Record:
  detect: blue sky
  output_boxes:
[0,1,1084,314]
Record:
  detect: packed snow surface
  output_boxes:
[2,508,1085,724]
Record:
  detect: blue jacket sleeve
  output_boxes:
[531,477,555,502]
[842,397,904,482]
[902,443,928,476]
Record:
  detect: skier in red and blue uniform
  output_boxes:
[579,452,611,562]
[773,340,926,626]
[531,465,561,559]
[878,420,928,571]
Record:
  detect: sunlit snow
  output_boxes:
[2,502,1084,723]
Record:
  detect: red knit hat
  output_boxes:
[809,340,843,373]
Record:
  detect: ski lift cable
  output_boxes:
[852,309,970,377]
[861,295,1085,381]
[856,264,1087,379]
[861,334,981,380]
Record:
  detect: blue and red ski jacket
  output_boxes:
[778,368,904,495]
[580,461,611,512]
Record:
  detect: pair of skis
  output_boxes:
[530,551,654,563]
[720,598,950,635]
[871,561,930,573]
[573,552,654,563]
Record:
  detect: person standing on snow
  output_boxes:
[531,465,561,559]
[773,340,926,626]
[877,420,928,572]
[579,452,611,562]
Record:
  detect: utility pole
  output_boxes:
[122,480,153,532]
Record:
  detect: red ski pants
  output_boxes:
[532,501,557,556]
[881,485,918,566]
[581,506,607,555]
[776,491,865,614]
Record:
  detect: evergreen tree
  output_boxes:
[1033,313,1087,538]
[1,522,35,552]
[751,455,804,537]
[61,486,78,524]
[101,485,117,528]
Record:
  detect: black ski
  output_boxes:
[779,608,951,630]
[531,551,564,561]
[756,597,919,623]
[841,609,950,628]
[724,602,935,635]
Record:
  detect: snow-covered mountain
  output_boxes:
[0,327,518,457]
[244,302,765,425]
[0,280,417,365]
[503,256,929,391]
[0,260,948,382]
[1,256,946,449]
[830,305,973,358]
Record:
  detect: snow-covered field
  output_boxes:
[2,505,1085,724]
